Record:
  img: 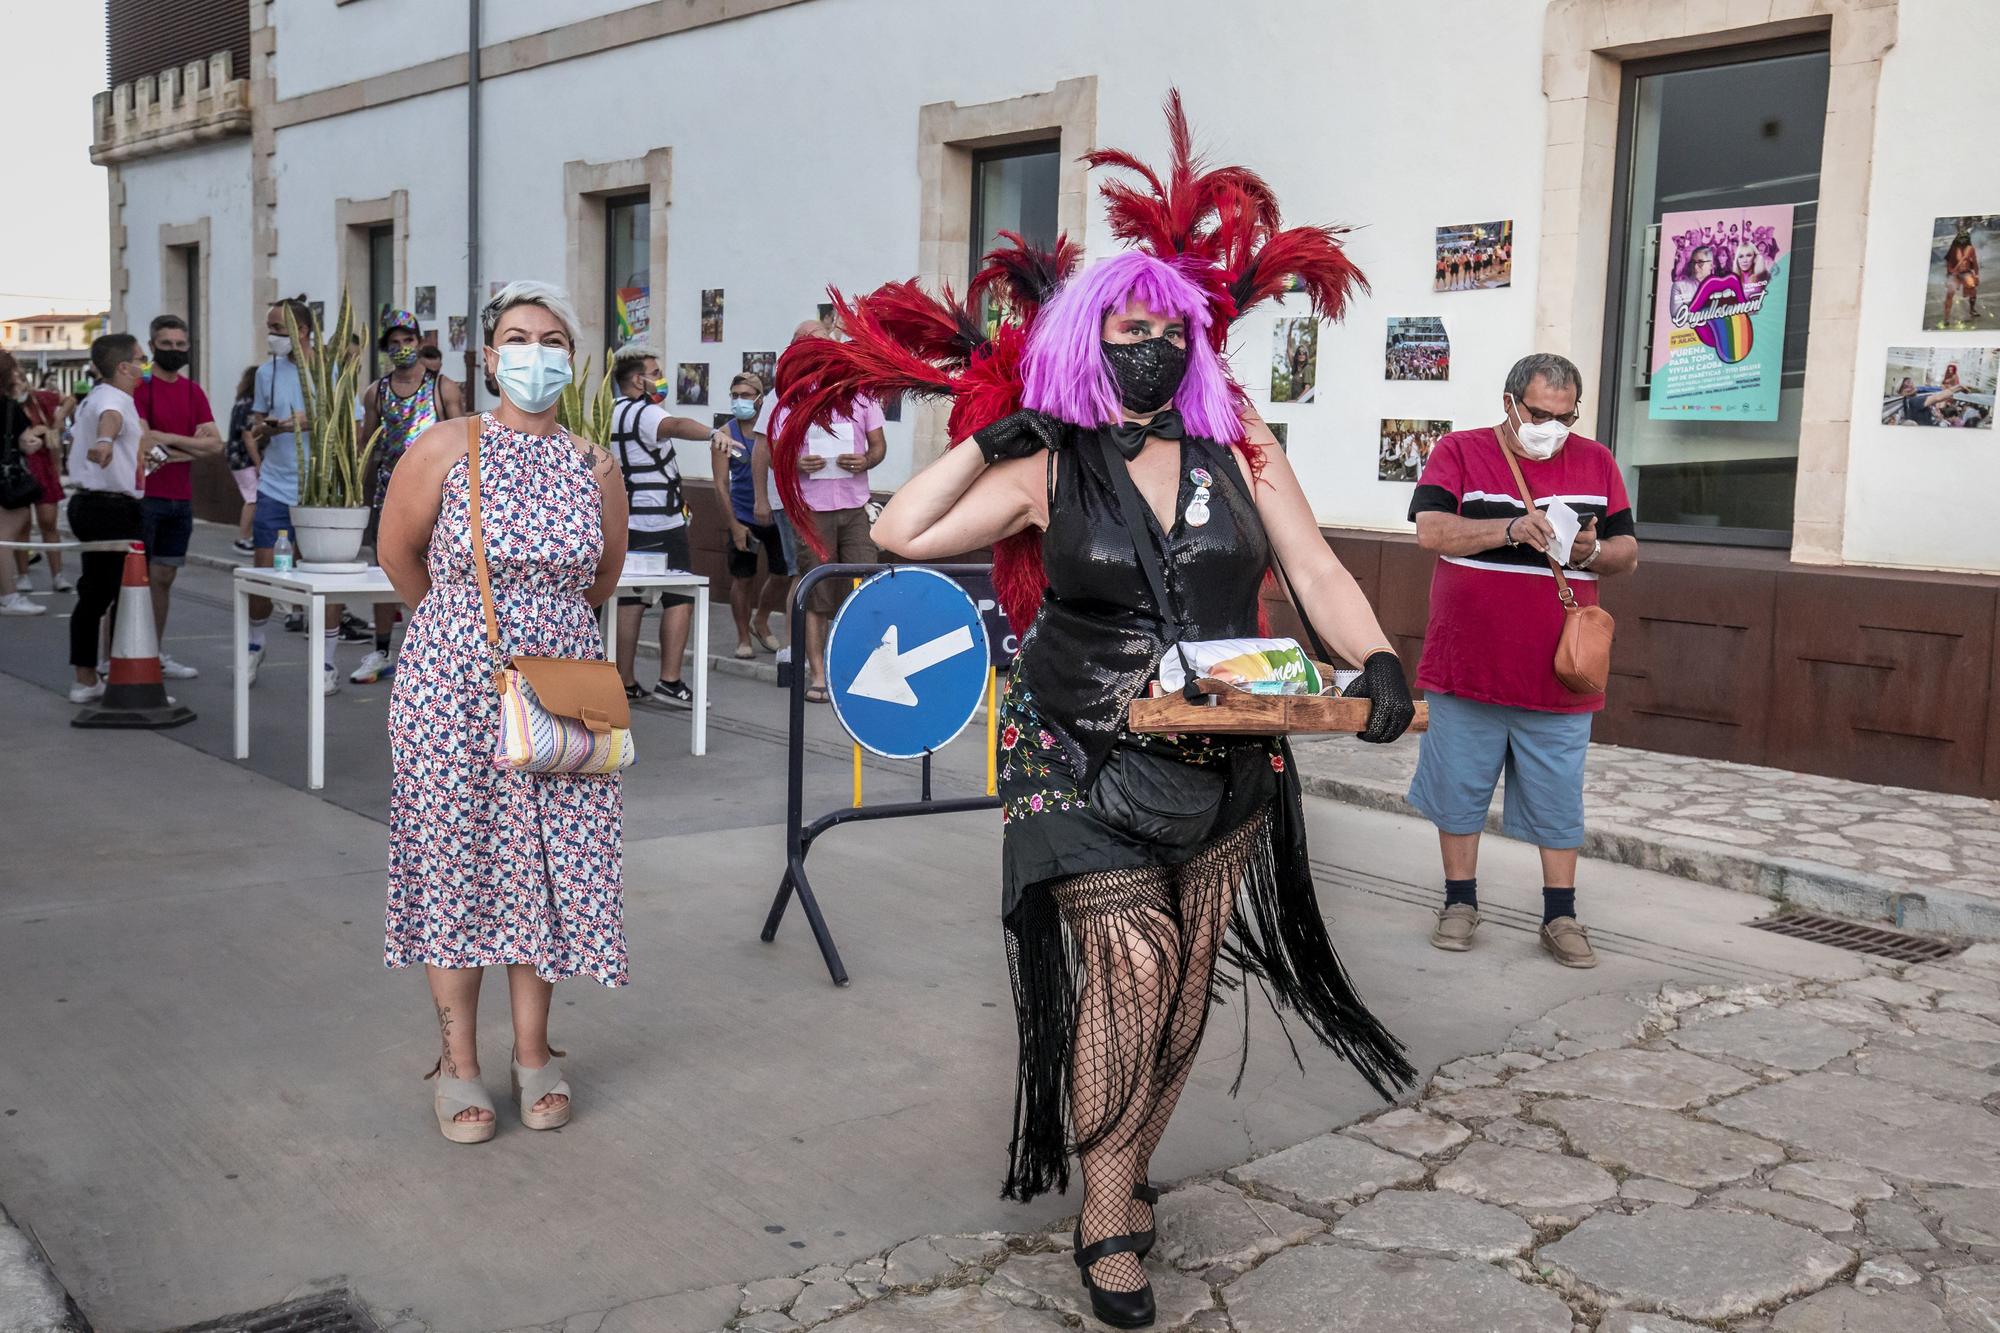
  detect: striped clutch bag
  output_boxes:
[494,666,634,775]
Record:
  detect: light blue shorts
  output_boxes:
[1407,691,1593,849]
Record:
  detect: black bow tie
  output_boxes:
[1106,410,1184,461]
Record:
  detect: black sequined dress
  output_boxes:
[998,426,1414,1201]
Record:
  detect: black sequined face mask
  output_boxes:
[1100,335,1189,414]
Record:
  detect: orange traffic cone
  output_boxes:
[72,543,196,730]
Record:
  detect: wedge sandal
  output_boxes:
[512,1049,572,1130]
[426,1063,497,1144]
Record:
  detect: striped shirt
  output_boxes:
[1407,426,1634,712]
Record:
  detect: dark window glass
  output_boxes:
[367,224,394,379]
[183,247,200,384]
[605,194,649,358]
[1603,44,1828,543]
[971,142,1060,326]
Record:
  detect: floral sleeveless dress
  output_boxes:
[385,414,628,986]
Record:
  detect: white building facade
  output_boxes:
[95,0,2000,797]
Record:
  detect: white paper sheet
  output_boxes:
[1545,499,1582,562]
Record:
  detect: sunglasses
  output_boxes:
[1512,396,1582,427]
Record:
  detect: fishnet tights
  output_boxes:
[1050,813,1266,1293]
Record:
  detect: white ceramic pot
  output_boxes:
[290,505,370,567]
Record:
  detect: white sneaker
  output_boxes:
[0,592,46,616]
[97,657,110,677]
[68,681,104,704]
[245,643,263,686]
[322,662,340,695]
[160,654,199,680]
[54,576,74,593]
[349,648,394,683]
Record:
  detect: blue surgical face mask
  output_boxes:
[730,396,758,421]
[492,343,572,413]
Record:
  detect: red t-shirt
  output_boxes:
[1407,426,1633,713]
[134,373,215,502]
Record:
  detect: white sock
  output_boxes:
[249,617,267,651]
[324,630,338,672]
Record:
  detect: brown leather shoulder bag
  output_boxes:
[1498,438,1614,695]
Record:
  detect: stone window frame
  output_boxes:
[158,219,212,387]
[563,149,671,367]
[912,76,1096,464]
[1537,0,1897,565]
[334,190,409,329]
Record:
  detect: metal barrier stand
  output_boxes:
[761,562,1002,986]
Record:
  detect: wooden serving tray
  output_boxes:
[1129,677,1429,736]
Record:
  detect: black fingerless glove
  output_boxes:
[1354,650,1416,744]
[972,408,1065,464]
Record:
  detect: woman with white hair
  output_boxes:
[376,281,631,1143]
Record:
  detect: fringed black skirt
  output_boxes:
[996,684,1416,1202]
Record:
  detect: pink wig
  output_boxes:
[1020,251,1243,444]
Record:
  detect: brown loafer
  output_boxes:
[1430,903,1481,952]
[1540,916,1598,969]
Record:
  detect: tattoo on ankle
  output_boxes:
[436,1003,458,1077]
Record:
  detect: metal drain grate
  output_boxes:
[1748,911,1966,963]
[172,1292,379,1333]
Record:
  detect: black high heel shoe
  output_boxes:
[1132,1181,1161,1259]
[1072,1228,1156,1329]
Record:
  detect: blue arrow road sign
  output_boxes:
[828,567,992,759]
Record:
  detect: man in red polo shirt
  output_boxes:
[1406,353,1639,968]
[134,314,223,678]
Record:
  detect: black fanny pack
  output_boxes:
[1086,431,1227,854]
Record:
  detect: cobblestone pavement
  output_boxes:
[533,943,2000,1332]
[1289,733,2000,939]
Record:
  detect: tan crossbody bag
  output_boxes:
[1498,439,1615,695]
[465,415,635,773]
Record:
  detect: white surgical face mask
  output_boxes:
[1507,395,1570,460]
[267,333,293,358]
[492,343,573,413]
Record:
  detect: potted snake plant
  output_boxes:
[286,294,384,569]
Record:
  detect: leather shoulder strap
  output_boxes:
[1206,442,1338,668]
[1496,433,1578,609]
[463,414,505,689]
[1094,432,1200,699]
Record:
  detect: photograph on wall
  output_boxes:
[1924,215,2000,332]
[817,302,836,331]
[701,288,725,343]
[1433,221,1513,291]
[307,300,325,330]
[447,315,468,351]
[676,362,710,406]
[615,285,649,344]
[712,413,733,431]
[1880,346,1996,429]
[489,280,507,300]
[1385,316,1449,380]
[1649,205,1793,422]
[413,286,436,319]
[741,350,776,391]
[1271,317,1318,403]
[1378,419,1451,481]
[881,391,903,423]
[1266,422,1288,451]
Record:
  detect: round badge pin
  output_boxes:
[1184,500,1211,527]
[1190,467,1213,487]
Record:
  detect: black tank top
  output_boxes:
[1013,426,1270,787]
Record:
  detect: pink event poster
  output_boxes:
[1649,204,1793,421]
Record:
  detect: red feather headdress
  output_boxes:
[771,89,1367,633]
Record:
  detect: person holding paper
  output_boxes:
[1405,353,1638,969]
[762,319,886,703]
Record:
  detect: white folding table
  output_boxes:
[232,564,709,790]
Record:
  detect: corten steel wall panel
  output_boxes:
[1769,571,1998,796]
[107,0,249,88]
[1376,538,1436,680]
[1987,624,2000,795]
[1592,559,1777,765]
